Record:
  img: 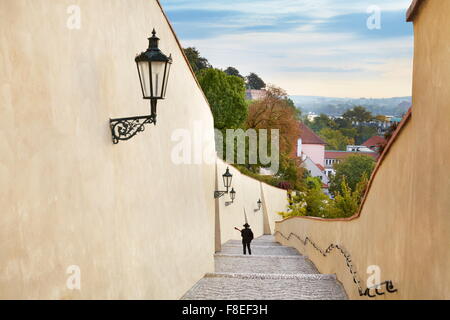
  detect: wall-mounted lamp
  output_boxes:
[254,199,262,212]
[225,188,236,206]
[214,168,233,199]
[110,29,173,144]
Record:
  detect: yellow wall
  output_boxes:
[215,159,287,250]
[0,0,288,299]
[276,0,450,300]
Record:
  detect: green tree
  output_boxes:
[197,69,247,130]
[285,98,302,120]
[277,155,304,191]
[329,154,375,196]
[342,106,373,123]
[303,177,330,218]
[224,67,243,79]
[246,72,266,90]
[335,117,353,131]
[184,47,212,74]
[279,191,307,219]
[375,115,387,122]
[319,128,354,151]
[328,174,368,218]
[355,126,378,145]
[309,114,337,133]
[339,127,358,140]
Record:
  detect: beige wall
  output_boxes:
[276,0,450,300]
[261,182,289,234]
[215,159,287,249]
[0,0,288,299]
[0,0,219,300]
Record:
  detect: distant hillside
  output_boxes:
[290,95,412,117]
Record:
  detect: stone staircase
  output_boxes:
[182,235,348,300]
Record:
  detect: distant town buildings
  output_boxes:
[306,112,320,122]
[346,145,375,153]
[305,112,405,136]
[297,121,385,190]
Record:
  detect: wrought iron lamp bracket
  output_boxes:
[110,114,156,145]
[214,190,228,199]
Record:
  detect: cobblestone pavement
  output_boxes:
[182,236,348,300]
[219,244,299,256]
[215,254,319,274]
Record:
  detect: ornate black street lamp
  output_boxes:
[254,199,262,212]
[110,29,172,144]
[225,188,236,206]
[230,188,236,202]
[214,168,233,199]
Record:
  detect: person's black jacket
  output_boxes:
[241,228,254,243]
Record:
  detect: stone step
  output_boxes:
[214,254,319,274]
[182,235,348,300]
[224,239,282,247]
[219,244,299,256]
[181,272,348,300]
[257,235,277,242]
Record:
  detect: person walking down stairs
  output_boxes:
[235,224,254,255]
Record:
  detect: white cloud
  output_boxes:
[163,0,412,18]
[162,0,414,97]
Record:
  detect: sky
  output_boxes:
[160,0,414,98]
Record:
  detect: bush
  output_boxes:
[278,174,369,219]
[329,154,375,196]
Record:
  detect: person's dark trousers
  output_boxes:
[243,242,251,255]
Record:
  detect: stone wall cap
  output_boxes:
[407,0,425,22]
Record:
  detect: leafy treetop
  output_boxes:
[329,154,375,196]
[197,68,247,130]
[184,47,212,74]
[246,72,266,90]
[224,67,244,79]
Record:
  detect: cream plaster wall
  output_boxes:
[0,0,219,300]
[275,0,450,300]
[260,182,290,235]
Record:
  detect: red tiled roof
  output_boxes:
[299,122,326,145]
[362,136,386,149]
[325,151,379,160]
[315,164,325,171]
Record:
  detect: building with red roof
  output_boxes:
[297,122,327,167]
[362,136,387,151]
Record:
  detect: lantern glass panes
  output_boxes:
[223,168,233,189]
[135,30,172,100]
[230,189,236,201]
[136,59,171,99]
[162,58,172,97]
